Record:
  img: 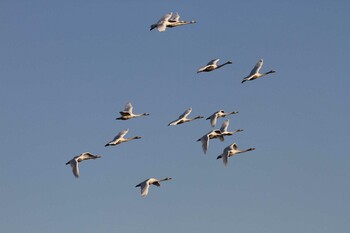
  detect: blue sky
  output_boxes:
[1,1,349,232]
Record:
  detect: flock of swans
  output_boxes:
[65,12,276,197]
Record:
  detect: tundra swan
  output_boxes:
[105,129,141,147]
[150,12,196,32]
[241,59,276,83]
[197,59,232,73]
[168,108,203,126]
[116,102,149,120]
[135,177,172,197]
[65,152,101,178]
[217,143,255,166]
[206,110,238,127]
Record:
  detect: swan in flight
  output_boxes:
[217,143,255,166]
[206,110,239,127]
[116,102,149,120]
[105,129,141,147]
[196,129,224,154]
[197,59,232,73]
[168,108,203,126]
[135,177,172,197]
[241,59,276,83]
[150,12,196,32]
[220,119,244,137]
[65,152,101,178]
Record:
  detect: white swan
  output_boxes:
[65,152,101,178]
[220,119,244,136]
[150,12,196,32]
[116,102,149,120]
[196,129,224,154]
[197,59,232,73]
[241,59,276,83]
[105,129,141,147]
[217,143,255,166]
[206,110,238,127]
[168,108,203,126]
[135,177,172,197]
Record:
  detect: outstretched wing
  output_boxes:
[140,182,150,197]
[157,13,172,32]
[169,12,180,22]
[179,108,192,119]
[124,102,133,113]
[222,151,229,166]
[210,114,218,127]
[201,135,209,154]
[157,13,172,23]
[249,59,263,75]
[229,143,238,151]
[113,129,129,140]
[220,119,229,132]
[70,159,79,178]
[207,59,219,66]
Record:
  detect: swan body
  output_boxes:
[116,102,149,120]
[241,59,276,83]
[135,177,172,197]
[217,143,255,166]
[168,108,203,126]
[105,129,141,147]
[65,152,101,178]
[197,59,232,73]
[220,119,244,137]
[206,110,239,127]
[196,129,224,154]
[150,12,196,32]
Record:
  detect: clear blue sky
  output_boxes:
[1,1,349,232]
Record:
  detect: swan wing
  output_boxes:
[113,129,129,140]
[140,181,150,197]
[207,59,219,66]
[249,59,263,75]
[197,65,210,73]
[79,152,96,161]
[222,151,229,166]
[169,12,180,22]
[157,12,172,24]
[168,119,180,126]
[229,143,238,151]
[201,135,209,154]
[217,135,225,141]
[124,102,133,113]
[157,22,167,32]
[179,108,192,119]
[220,119,229,132]
[70,159,79,178]
[157,13,172,32]
[210,114,218,127]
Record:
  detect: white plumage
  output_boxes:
[65,152,101,178]
[135,177,172,197]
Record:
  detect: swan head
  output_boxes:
[134,136,142,139]
[216,155,222,160]
[164,177,172,181]
[143,113,150,116]
[227,61,233,64]
[267,70,276,74]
